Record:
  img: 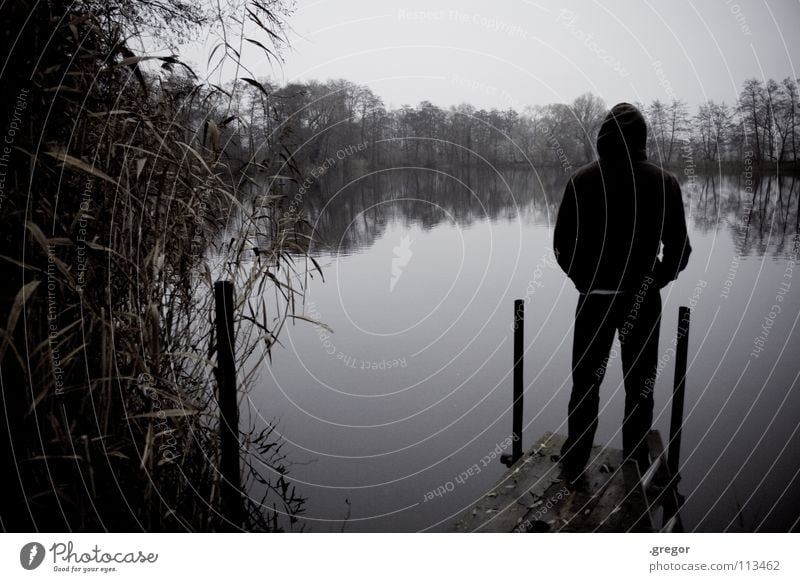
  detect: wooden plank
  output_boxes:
[593,462,652,532]
[575,468,630,531]
[553,446,624,532]
[451,433,564,532]
[644,430,684,532]
[449,432,663,533]
[616,461,654,532]
[516,478,574,532]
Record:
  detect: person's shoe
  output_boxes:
[559,459,586,486]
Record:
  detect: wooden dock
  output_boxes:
[448,301,691,533]
[448,430,682,533]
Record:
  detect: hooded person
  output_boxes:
[553,102,691,482]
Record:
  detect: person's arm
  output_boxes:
[554,177,586,291]
[655,174,691,287]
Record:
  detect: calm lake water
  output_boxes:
[249,165,800,532]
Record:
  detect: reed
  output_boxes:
[0,0,311,531]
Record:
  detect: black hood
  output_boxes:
[596,102,647,162]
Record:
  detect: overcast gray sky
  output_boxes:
[203,0,800,110]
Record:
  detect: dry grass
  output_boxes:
[0,0,312,531]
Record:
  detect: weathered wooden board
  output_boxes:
[553,445,625,532]
[449,432,659,533]
[449,432,565,532]
[590,462,652,532]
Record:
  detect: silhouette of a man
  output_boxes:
[553,102,691,482]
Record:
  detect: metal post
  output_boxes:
[214,280,242,528]
[668,306,690,479]
[502,299,524,466]
[512,299,524,461]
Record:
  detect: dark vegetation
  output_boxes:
[0,0,312,532]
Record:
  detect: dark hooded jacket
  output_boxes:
[553,102,691,293]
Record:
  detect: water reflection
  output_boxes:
[296,166,565,253]
[288,166,800,258]
[250,166,800,532]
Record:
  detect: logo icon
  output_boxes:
[390,235,413,292]
[20,542,46,570]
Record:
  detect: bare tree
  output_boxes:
[739,78,766,160]
[666,100,689,162]
[570,93,607,163]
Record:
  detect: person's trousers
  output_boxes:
[560,281,662,472]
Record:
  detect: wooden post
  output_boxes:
[668,306,690,479]
[502,299,524,466]
[214,280,242,528]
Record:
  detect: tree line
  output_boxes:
[216,76,800,169]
